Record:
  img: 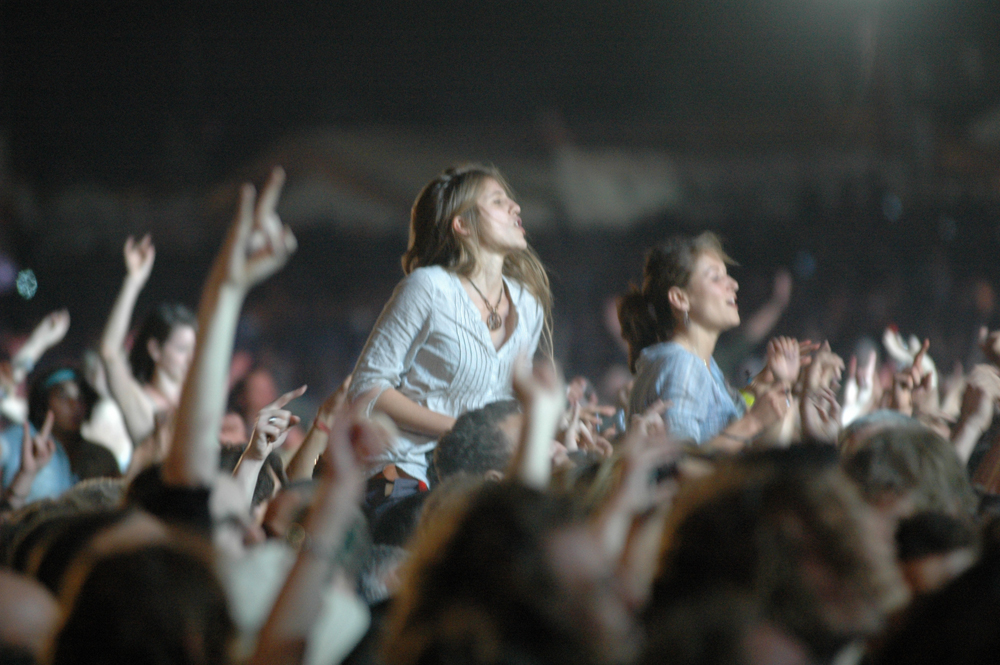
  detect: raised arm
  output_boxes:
[12,309,70,384]
[250,409,375,665]
[509,357,564,490]
[161,168,296,488]
[99,235,157,443]
[1,310,70,424]
[286,375,351,482]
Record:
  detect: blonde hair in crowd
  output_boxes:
[403,164,553,359]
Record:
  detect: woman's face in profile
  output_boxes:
[684,251,740,332]
[473,178,527,254]
[151,324,196,383]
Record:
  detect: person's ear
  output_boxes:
[483,469,505,483]
[667,286,689,313]
[147,338,162,363]
[451,215,471,238]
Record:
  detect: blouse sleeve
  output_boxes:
[655,353,709,444]
[348,270,437,416]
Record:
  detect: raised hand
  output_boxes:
[20,411,55,476]
[123,234,156,284]
[802,341,844,392]
[247,385,307,461]
[891,338,931,417]
[4,412,56,508]
[801,386,842,444]
[766,336,802,386]
[748,383,792,431]
[511,356,565,489]
[221,167,297,291]
[953,364,1000,464]
[315,374,352,429]
[28,309,71,353]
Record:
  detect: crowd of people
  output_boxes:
[2,162,1000,665]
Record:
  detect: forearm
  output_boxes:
[102,359,155,445]
[287,425,328,482]
[703,412,765,454]
[952,418,989,465]
[162,280,244,487]
[511,391,562,490]
[100,277,145,358]
[250,481,356,665]
[357,387,455,438]
[2,470,35,511]
[233,450,265,506]
[744,300,785,344]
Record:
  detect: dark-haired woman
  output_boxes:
[1,366,120,508]
[100,235,197,446]
[349,164,552,495]
[618,232,791,452]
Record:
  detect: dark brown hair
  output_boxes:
[618,232,733,372]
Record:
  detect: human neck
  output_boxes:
[468,253,506,296]
[149,371,182,406]
[671,326,719,365]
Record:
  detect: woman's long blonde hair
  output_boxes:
[403,164,553,358]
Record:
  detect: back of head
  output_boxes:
[618,232,732,372]
[128,302,196,384]
[878,549,1000,665]
[385,482,588,665]
[53,540,233,665]
[654,458,907,661]
[434,400,520,483]
[841,425,977,518]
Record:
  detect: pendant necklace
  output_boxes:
[468,279,503,331]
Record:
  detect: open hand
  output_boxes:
[767,336,801,385]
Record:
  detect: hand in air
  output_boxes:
[124,234,156,284]
[221,167,297,291]
[766,336,801,386]
[247,385,307,460]
[28,309,71,352]
[19,412,55,477]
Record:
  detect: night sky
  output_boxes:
[3,0,999,191]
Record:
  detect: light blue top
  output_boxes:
[628,341,746,444]
[1,423,78,504]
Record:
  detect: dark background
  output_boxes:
[2,0,1000,405]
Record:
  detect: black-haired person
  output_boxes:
[433,399,521,483]
[349,164,552,500]
[618,232,793,452]
[1,366,119,509]
[99,234,197,446]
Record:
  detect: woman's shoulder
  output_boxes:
[637,341,692,369]
[402,265,455,291]
[394,266,458,303]
[504,275,541,312]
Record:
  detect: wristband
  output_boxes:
[313,420,332,435]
